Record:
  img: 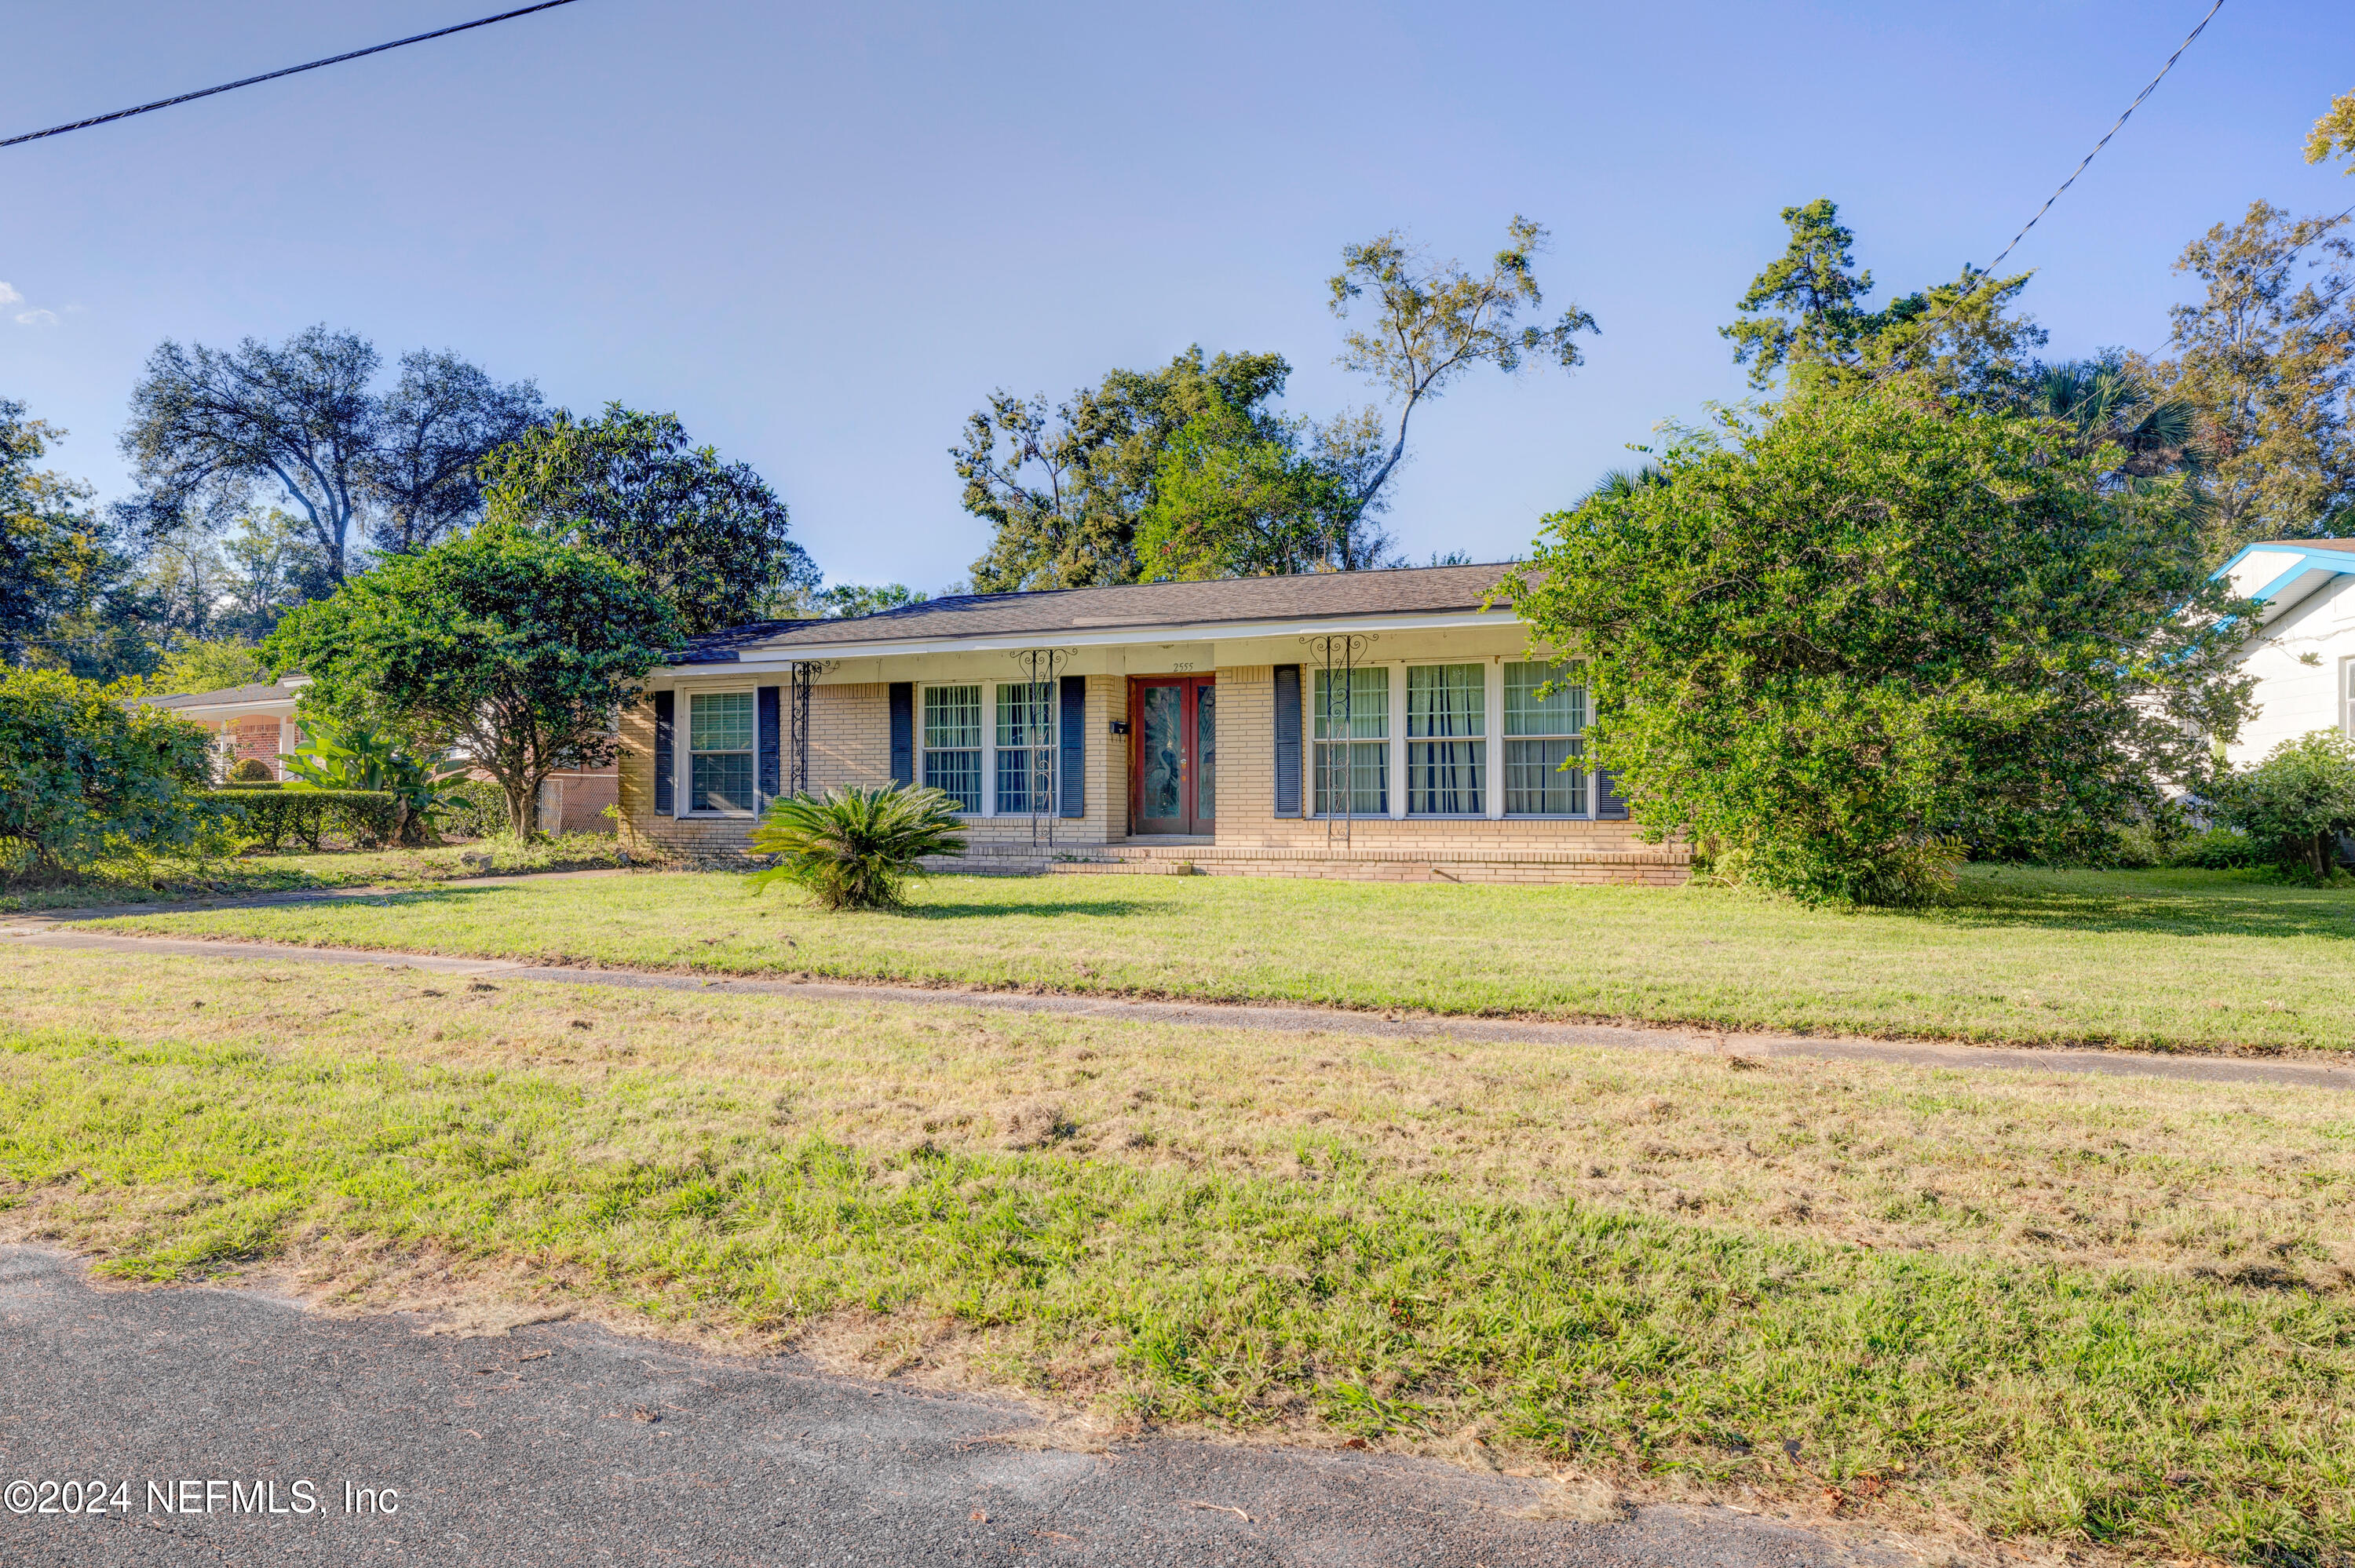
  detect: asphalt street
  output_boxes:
[0,1247,1905,1568]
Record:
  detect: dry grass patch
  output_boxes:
[7,948,2350,1284]
[3,945,2353,1563]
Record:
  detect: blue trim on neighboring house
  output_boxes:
[2211,543,2355,607]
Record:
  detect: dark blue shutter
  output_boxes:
[652,691,674,815]
[1058,675,1086,819]
[889,682,915,786]
[757,685,780,806]
[1597,769,1629,820]
[1272,664,1302,817]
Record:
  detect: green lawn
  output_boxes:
[86,862,2355,1052]
[3,944,2351,1563]
[0,833,625,913]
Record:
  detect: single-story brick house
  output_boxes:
[622,563,1688,884]
[2214,538,2355,761]
[138,675,619,833]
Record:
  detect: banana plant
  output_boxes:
[283,715,472,830]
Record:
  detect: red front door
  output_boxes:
[1130,676,1215,835]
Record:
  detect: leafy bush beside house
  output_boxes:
[2211,730,2355,882]
[1508,393,2257,905]
[0,668,227,885]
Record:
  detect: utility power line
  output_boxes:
[1984,0,2226,272]
[1,0,586,151]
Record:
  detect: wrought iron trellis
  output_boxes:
[1007,648,1072,848]
[787,660,834,797]
[1302,633,1375,846]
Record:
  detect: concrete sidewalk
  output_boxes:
[12,921,2354,1096]
[0,1247,1901,1567]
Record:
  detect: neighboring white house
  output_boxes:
[2214,538,2355,764]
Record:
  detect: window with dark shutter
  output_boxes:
[888,682,915,786]
[1597,770,1630,819]
[1058,675,1086,819]
[757,685,780,806]
[1272,664,1302,817]
[652,691,674,815]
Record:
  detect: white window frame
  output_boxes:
[2343,655,2355,741]
[1501,659,1592,819]
[1403,662,1488,817]
[919,682,987,815]
[1312,663,1392,819]
[681,685,759,817]
[993,678,1057,817]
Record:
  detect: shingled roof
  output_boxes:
[668,563,1519,663]
[141,680,301,709]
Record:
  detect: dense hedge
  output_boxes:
[194,789,401,851]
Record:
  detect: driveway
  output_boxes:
[0,1248,1903,1567]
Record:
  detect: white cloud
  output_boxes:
[15,308,59,326]
[0,282,20,305]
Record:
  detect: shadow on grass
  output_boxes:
[903,895,1183,921]
[1925,867,2355,941]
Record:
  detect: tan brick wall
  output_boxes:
[1210,661,1684,871]
[616,663,1683,881]
[619,677,1130,860]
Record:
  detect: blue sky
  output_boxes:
[2,1,2348,591]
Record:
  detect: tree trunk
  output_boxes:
[503,777,542,840]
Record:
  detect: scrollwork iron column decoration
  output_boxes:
[1008,648,1073,849]
[1301,633,1374,847]
[787,661,834,797]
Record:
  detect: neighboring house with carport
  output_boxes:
[619,563,1687,884]
[136,675,619,833]
[140,676,311,780]
[2213,538,2355,762]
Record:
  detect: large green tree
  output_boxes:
[1132,396,1353,580]
[1327,215,1597,521]
[1509,393,2253,904]
[1721,199,2046,405]
[122,326,540,582]
[2138,201,2354,556]
[957,347,1294,591]
[480,403,816,636]
[265,527,680,837]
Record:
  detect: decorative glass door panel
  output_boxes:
[1130,676,1215,834]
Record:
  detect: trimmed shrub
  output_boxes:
[747,785,966,911]
[228,756,276,782]
[197,789,401,852]
[433,778,508,841]
[0,669,227,885]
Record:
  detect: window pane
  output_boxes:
[1505,736,1586,815]
[924,748,981,811]
[995,746,1053,813]
[1313,739,1388,815]
[1407,664,1484,738]
[923,685,981,749]
[995,681,1053,748]
[1407,739,1484,815]
[1504,662,1585,737]
[691,751,754,813]
[1313,665,1388,739]
[688,691,754,751]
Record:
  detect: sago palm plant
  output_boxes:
[746,785,966,911]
